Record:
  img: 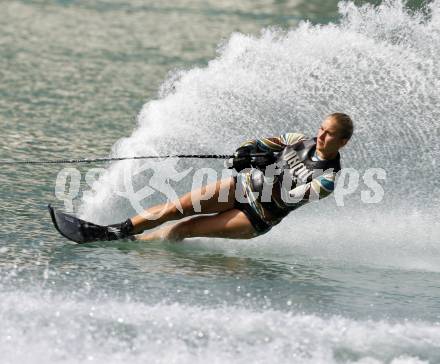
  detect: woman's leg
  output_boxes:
[130,177,236,234]
[134,209,256,241]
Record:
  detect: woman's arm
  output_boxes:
[239,132,306,153]
[283,170,337,208]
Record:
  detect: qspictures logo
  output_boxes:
[54,158,386,215]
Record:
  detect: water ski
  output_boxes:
[48,204,117,243]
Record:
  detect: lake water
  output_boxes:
[1,0,439,363]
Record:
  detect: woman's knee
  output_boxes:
[164,220,192,241]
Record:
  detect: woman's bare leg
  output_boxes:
[130,177,236,234]
[134,209,256,241]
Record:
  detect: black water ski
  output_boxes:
[48,204,113,243]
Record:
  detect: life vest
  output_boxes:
[248,138,341,219]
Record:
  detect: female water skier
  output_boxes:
[99,112,352,242]
[50,112,352,243]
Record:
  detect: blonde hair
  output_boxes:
[329,112,353,140]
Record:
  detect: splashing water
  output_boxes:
[79,1,440,268]
[1,290,440,364]
[81,0,439,213]
[3,2,440,364]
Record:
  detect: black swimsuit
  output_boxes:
[233,176,272,234]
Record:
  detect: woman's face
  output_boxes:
[316,117,348,156]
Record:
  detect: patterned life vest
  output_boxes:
[248,138,341,219]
